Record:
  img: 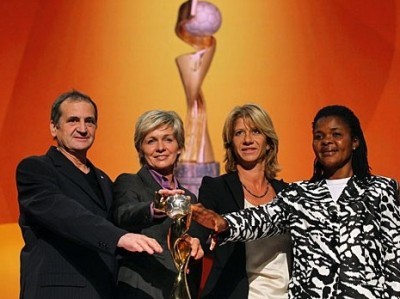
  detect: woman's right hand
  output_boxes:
[191,203,228,233]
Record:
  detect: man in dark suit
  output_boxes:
[16,90,163,299]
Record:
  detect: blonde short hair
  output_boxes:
[134,110,185,166]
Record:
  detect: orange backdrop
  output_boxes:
[1,1,400,297]
[1,0,399,224]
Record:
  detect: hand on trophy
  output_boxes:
[191,204,229,232]
[183,235,204,260]
[191,204,229,251]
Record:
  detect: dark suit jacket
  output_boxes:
[16,146,126,299]
[112,167,200,299]
[197,172,290,299]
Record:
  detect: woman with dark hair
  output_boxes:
[311,105,370,181]
[192,105,400,298]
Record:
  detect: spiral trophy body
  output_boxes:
[165,195,192,299]
[175,0,221,195]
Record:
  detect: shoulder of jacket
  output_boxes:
[201,172,237,184]
[114,172,139,183]
[17,153,50,168]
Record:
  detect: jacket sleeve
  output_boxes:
[382,178,400,297]
[189,176,223,250]
[221,188,291,244]
[17,157,126,255]
[112,173,156,232]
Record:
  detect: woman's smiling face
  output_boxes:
[141,125,181,175]
[312,116,359,179]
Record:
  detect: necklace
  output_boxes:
[242,182,270,198]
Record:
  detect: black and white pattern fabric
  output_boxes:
[221,175,400,299]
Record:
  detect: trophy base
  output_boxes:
[175,162,220,197]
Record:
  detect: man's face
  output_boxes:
[50,99,97,156]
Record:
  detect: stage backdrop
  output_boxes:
[1,1,400,297]
[1,0,399,223]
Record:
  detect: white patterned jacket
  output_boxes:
[220,175,400,299]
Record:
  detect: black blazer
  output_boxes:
[112,167,200,299]
[16,146,126,299]
[197,172,289,299]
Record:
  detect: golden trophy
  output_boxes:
[165,194,192,299]
[175,0,222,195]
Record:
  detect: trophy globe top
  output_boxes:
[165,195,191,219]
[184,1,222,37]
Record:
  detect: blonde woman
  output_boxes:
[198,104,291,298]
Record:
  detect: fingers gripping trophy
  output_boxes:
[156,194,193,299]
[175,0,221,194]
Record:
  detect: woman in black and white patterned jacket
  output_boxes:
[192,105,400,299]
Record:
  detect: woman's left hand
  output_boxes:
[185,236,204,260]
